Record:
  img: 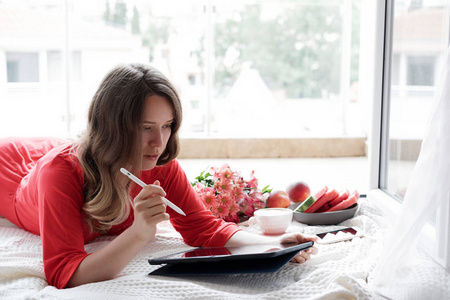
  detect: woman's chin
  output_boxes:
[141,161,157,171]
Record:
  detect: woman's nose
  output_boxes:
[149,130,163,147]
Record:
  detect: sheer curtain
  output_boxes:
[372,46,450,298]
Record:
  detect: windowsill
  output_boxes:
[368,188,445,270]
[367,188,402,222]
[178,137,367,159]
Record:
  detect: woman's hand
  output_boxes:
[67,180,170,288]
[279,233,318,264]
[130,180,170,242]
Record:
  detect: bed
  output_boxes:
[1,198,448,300]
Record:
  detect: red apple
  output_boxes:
[286,181,311,203]
[266,190,291,208]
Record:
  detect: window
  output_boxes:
[207,0,363,138]
[6,52,39,82]
[370,0,450,270]
[71,51,82,82]
[47,51,62,82]
[1,0,364,137]
[0,0,370,193]
[407,56,435,86]
[386,3,448,202]
[47,50,82,83]
[188,74,196,85]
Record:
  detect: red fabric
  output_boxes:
[0,138,241,289]
[0,137,65,227]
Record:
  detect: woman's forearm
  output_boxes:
[66,225,155,288]
[66,182,169,288]
[224,230,318,264]
[224,230,281,247]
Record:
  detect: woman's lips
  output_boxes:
[144,154,159,161]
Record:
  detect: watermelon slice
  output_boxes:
[315,205,328,213]
[315,190,349,213]
[304,188,339,213]
[294,195,316,212]
[294,186,328,213]
[325,191,359,212]
[317,189,350,212]
[314,186,328,200]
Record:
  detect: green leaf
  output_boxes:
[261,185,272,194]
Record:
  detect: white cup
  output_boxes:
[248,208,293,235]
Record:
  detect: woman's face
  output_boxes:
[140,95,174,170]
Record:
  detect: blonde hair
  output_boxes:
[76,63,182,232]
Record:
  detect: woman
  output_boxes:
[0,63,317,289]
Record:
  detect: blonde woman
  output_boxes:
[0,63,317,289]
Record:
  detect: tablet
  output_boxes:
[148,242,314,276]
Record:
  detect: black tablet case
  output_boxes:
[149,242,312,276]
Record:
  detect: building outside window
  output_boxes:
[407,56,435,86]
[6,52,39,82]
[385,2,448,201]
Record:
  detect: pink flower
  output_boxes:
[223,214,239,223]
[233,190,245,201]
[234,177,246,192]
[191,165,270,223]
[214,178,233,193]
[240,198,255,217]
[219,191,233,205]
[193,182,205,193]
[246,170,258,189]
[249,189,264,202]
[213,164,233,180]
[202,187,217,208]
[213,197,230,219]
[228,201,240,217]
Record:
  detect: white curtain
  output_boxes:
[372,46,450,298]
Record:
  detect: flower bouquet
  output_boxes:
[191,164,271,223]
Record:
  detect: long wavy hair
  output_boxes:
[75,63,182,233]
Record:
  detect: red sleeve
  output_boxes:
[36,156,89,289]
[142,160,241,247]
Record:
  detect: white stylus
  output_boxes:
[120,168,186,216]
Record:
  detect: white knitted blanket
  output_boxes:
[0,198,448,300]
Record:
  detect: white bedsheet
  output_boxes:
[0,198,448,300]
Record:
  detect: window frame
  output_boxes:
[369,0,450,271]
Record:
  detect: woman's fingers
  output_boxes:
[292,254,306,264]
[133,183,170,226]
[290,246,318,263]
[139,208,170,224]
[134,193,166,210]
[307,246,318,255]
[133,182,167,211]
[134,197,166,214]
[280,233,318,246]
[135,184,166,201]
[279,233,319,264]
